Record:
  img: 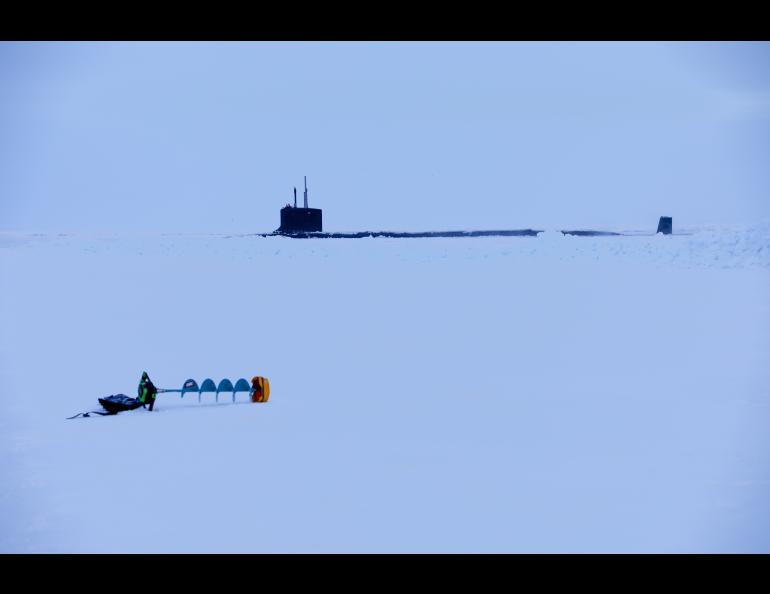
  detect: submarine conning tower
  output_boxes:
[278,176,322,234]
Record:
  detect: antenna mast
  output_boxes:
[304,176,308,209]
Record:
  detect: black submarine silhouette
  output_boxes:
[265,179,673,239]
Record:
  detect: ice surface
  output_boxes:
[1,225,769,552]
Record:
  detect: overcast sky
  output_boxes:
[1,41,768,233]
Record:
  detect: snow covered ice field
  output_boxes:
[1,225,769,553]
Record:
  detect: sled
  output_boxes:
[98,394,144,414]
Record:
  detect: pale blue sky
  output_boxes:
[1,41,769,233]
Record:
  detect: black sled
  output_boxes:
[67,394,144,419]
[98,394,144,414]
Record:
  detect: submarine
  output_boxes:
[263,179,676,239]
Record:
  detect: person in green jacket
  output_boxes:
[138,371,158,411]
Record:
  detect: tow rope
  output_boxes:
[66,410,117,420]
